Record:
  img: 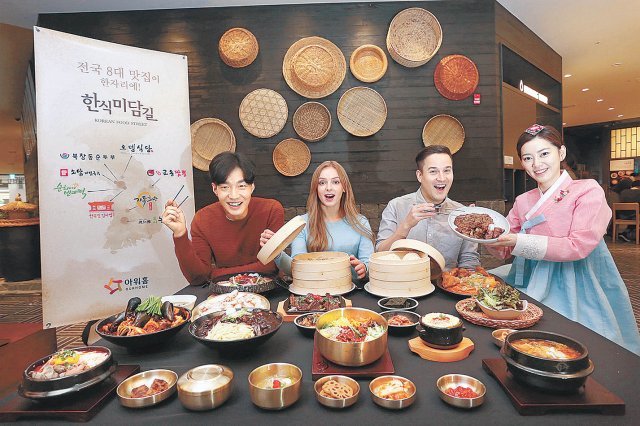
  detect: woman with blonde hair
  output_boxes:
[261,161,374,281]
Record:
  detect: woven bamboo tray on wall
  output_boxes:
[350,44,388,83]
[272,138,311,177]
[386,7,443,68]
[293,102,331,142]
[191,118,236,160]
[239,88,288,138]
[433,54,479,100]
[283,36,346,99]
[337,87,387,137]
[218,27,259,68]
[422,114,465,154]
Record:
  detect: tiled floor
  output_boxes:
[1,238,639,350]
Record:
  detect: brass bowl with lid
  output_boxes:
[177,365,233,411]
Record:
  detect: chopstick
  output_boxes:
[172,184,184,203]
[177,195,189,208]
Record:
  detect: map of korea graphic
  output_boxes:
[101,154,163,251]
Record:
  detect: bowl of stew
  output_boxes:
[501,330,594,393]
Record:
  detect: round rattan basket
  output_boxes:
[337,87,387,137]
[422,114,465,154]
[239,88,288,138]
[386,7,443,68]
[191,147,210,172]
[455,298,543,329]
[292,102,331,142]
[272,138,311,177]
[350,44,388,83]
[218,27,259,68]
[283,36,346,99]
[434,55,479,100]
[190,118,236,161]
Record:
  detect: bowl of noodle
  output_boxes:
[188,308,283,355]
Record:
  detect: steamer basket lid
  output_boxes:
[390,239,445,279]
[257,215,306,265]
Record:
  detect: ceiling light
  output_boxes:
[564,73,572,78]
[617,114,624,118]
[612,62,622,66]
[608,107,615,110]
[562,122,567,126]
[581,88,589,92]
[596,99,604,102]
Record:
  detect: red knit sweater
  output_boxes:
[173,197,284,285]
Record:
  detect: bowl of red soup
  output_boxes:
[501,330,594,393]
[380,310,420,336]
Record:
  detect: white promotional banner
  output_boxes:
[34,27,194,328]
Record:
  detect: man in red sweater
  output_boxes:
[162,152,284,285]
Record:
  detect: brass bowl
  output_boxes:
[116,369,178,408]
[492,328,516,348]
[316,308,388,367]
[369,375,416,409]
[314,375,360,409]
[177,365,233,411]
[248,363,302,410]
[436,374,485,409]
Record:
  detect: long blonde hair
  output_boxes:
[306,161,374,252]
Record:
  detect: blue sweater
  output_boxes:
[275,213,374,280]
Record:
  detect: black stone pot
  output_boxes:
[19,346,115,399]
[416,317,464,349]
[501,330,594,393]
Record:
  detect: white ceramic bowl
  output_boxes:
[476,299,528,320]
[161,295,197,311]
[448,206,510,244]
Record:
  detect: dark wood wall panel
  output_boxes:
[495,3,562,82]
[38,0,502,210]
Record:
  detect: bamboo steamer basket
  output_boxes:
[366,240,444,297]
[291,252,352,295]
[291,276,352,290]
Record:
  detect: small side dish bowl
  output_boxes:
[248,363,302,410]
[117,369,178,408]
[377,297,418,311]
[314,375,360,409]
[436,374,486,409]
[294,313,321,338]
[161,294,197,311]
[492,328,516,347]
[177,364,233,411]
[380,310,421,336]
[369,375,416,410]
[476,299,528,320]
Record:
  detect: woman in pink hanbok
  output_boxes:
[488,124,640,354]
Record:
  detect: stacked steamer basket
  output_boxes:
[290,252,352,295]
[367,239,444,297]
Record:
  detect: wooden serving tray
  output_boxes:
[312,337,394,380]
[277,298,351,322]
[0,365,140,422]
[482,358,625,415]
[408,337,474,362]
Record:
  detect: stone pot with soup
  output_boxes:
[417,313,464,349]
[501,330,594,393]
